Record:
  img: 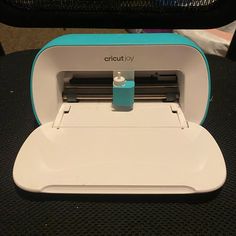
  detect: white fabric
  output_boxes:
[175,21,236,57]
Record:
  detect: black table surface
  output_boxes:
[0,50,236,235]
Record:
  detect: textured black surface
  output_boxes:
[0,0,235,28]
[0,50,236,235]
[4,0,220,11]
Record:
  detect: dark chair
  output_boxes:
[0,0,235,234]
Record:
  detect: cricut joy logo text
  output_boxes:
[104,56,134,63]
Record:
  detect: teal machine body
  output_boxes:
[13,34,226,194]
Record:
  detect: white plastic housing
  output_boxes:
[13,42,226,194]
[31,45,210,125]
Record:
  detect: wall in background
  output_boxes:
[0,23,125,54]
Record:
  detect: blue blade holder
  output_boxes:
[112,72,135,111]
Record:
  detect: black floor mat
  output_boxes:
[0,50,236,235]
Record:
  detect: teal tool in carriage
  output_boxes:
[113,72,135,110]
[13,33,226,194]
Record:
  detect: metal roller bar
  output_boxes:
[63,76,179,102]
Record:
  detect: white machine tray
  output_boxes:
[13,103,226,194]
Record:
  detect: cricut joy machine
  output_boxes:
[13,33,226,194]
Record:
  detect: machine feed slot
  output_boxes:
[62,71,179,103]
